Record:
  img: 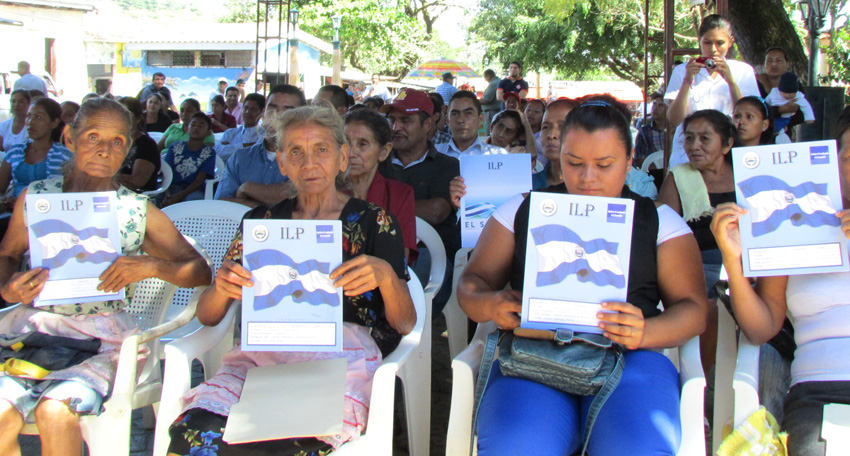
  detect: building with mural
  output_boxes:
[112,22,332,108]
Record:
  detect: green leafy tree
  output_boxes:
[470,0,700,87]
[822,1,850,87]
[218,0,258,23]
[218,0,452,77]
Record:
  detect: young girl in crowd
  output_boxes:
[665,14,759,167]
[733,96,774,147]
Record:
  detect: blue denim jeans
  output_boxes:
[477,350,681,456]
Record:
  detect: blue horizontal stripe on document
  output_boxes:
[30,219,111,241]
[536,258,626,288]
[253,281,340,311]
[751,205,841,237]
[737,175,829,199]
[41,245,118,270]
[531,224,619,255]
[244,249,331,275]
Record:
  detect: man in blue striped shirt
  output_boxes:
[435,72,458,105]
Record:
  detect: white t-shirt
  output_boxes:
[13,73,46,93]
[786,256,850,385]
[491,193,691,245]
[765,87,815,120]
[365,84,391,102]
[664,60,759,167]
[0,118,28,151]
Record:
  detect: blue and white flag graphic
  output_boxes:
[30,219,118,270]
[737,175,840,237]
[244,249,340,311]
[531,224,625,288]
[464,202,498,219]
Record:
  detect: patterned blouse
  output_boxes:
[27,177,149,316]
[3,140,74,197]
[225,197,409,355]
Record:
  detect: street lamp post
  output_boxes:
[289,8,300,87]
[805,0,833,86]
[332,15,342,86]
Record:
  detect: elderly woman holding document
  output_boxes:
[0,98,211,456]
[166,105,415,456]
[457,95,708,455]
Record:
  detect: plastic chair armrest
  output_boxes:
[678,336,707,456]
[0,303,20,318]
[111,333,143,401]
[165,300,240,361]
[733,332,761,427]
[678,335,704,384]
[136,286,207,345]
[445,344,484,456]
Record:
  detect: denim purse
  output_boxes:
[498,328,621,395]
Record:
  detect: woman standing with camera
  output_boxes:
[665,14,759,168]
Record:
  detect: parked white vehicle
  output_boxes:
[0,70,63,121]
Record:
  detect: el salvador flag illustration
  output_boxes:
[30,219,118,270]
[464,202,497,219]
[737,175,840,237]
[531,224,625,289]
[244,249,340,311]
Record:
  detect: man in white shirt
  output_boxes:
[363,73,391,102]
[437,91,507,158]
[13,61,47,94]
[208,77,228,111]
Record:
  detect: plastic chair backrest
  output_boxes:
[147,131,164,143]
[143,162,173,197]
[641,150,664,172]
[415,217,446,298]
[161,201,250,319]
[407,266,427,337]
[203,155,227,199]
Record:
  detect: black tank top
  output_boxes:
[687,191,736,251]
[511,184,662,319]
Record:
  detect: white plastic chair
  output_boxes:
[5,235,212,456]
[641,150,665,172]
[415,217,446,302]
[444,247,472,361]
[153,268,429,456]
[159,200,251,363]
[204,155,227,200]
[446,325,707,456]
[147,131,164,144]
[143,162,173,198]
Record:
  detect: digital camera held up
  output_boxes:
[694,56,717,69]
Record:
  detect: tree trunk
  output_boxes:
[728,0,809,81]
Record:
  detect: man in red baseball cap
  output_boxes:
[379,88,459,315]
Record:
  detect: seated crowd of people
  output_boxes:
[0,13,849,456]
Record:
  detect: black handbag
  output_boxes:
[714,280,796,360]
[0,332,102,378]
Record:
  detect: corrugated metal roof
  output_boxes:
[0,0,94,11]
[123,22,332,54]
